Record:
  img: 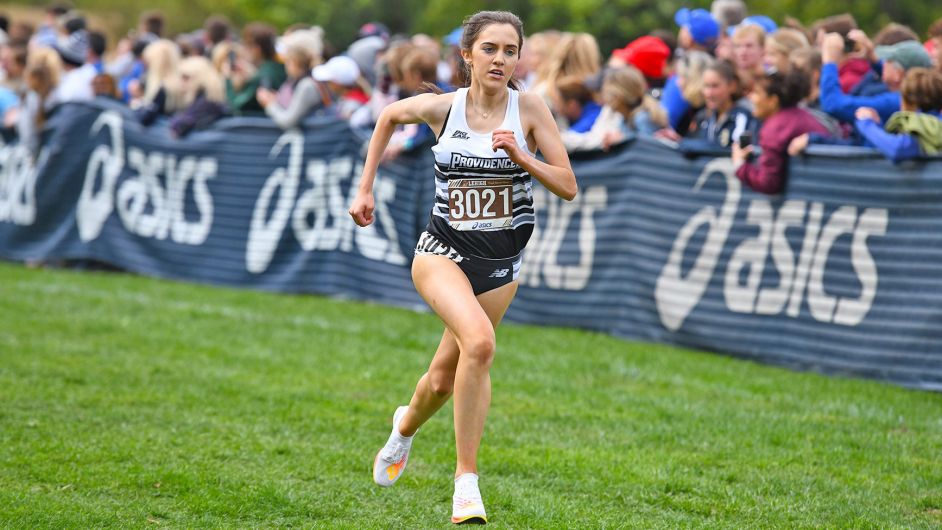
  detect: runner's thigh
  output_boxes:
[412,254,494,351]
[427,280,518,378]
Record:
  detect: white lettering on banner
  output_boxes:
[117,149,217,245]
[293,158,406,265]
[656,158,741,331]
[724,200,773,313]
[519,185,607,290]
[754,200,806,315]
[294,157,349,253]
[655,159,889,331]
[0,142,42,226]
[246,131,304,274]
[834,208,888,326]
[246,130,407,274]
[348,172,408,265]
[77,111,125,241]
[76,111,218,244]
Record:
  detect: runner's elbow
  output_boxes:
[560,176,578,201]
[377,107,396,128]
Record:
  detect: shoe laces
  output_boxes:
[454,479,482,502]
[380,439,408,463]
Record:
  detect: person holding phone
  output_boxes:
[349,10,576,524]
[731,68,831,195]
[224,22,285,115]
[256,45,336,129]
[738,130,752,149]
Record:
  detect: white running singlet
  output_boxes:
[427,87,535,259]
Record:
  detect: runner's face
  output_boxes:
[462,23,520,88]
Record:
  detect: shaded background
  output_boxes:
[6,0,942,56]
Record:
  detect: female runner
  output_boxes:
[348,10,577,525]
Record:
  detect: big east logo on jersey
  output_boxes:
[655,159,888,331]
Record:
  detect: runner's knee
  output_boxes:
[427,369,455,396]
[460,329,495,369]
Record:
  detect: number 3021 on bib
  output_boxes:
[447,178,514,231]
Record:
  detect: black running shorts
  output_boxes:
[414,231,521,296]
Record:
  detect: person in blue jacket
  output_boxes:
[555,75,601,133]
[663,8,720,130]
[853,68,942,162]
[819,33,932,123]
[659,50,713,135]
[790,67,942,162]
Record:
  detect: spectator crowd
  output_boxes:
[1,2,941,195]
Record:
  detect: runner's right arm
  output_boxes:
[350,93,452,227]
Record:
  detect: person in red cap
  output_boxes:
[609,35,670,87]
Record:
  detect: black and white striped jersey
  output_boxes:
[426,87,535,259]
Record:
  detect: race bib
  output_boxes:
[448,178,514,231]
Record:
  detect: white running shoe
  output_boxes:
[372,406,413,487]
[451,473,487,525]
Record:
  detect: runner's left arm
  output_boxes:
[492,93,577,201]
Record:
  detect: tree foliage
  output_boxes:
[13,0,942,55]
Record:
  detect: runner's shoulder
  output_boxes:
[517,91,548,112]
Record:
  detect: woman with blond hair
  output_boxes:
[17,47,62,156]
[560,66,667,151]
[764,28,810,73]
[604,66,667,134]
[530,32,601,125]
[168,56,227,137]
[659,50,713,138]
[211,42,245,76]
[134,39,182,125]
[515,30,561,89]
[279,27,325,68]
[256,44,328,129]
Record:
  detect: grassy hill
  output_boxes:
[1,261,940,528]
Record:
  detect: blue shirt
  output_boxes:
[855,117,930,163]
[809,112,939,163]
[660,75,691,131]
[0,87,18,116]
[119,60,146,103]
[569,101,602,133]
[820,63,900,124]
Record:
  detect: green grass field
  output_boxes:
[2,261,941,529]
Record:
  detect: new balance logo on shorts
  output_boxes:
[451,130,470,140]
[488,268,510,278]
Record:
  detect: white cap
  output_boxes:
[312,56,360,86]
